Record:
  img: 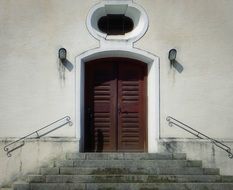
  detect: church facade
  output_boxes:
[1,0,233,186]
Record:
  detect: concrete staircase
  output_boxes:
[9,153,233,190]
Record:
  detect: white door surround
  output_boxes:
[75,47,160,153]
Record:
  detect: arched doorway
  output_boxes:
[84,58,147,152]
[75,48,159,153]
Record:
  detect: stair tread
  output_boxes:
[66,153,187,160]
[29,174,222,180]
[27,174,225,183]
[55,160,202,168]
[29,174,222,176]
[56,166,218,175]
[15,182,233,190]
[27,182,233,184]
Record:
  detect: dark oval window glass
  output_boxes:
[98,14,134,35]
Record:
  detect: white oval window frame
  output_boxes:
[86,0,149,43]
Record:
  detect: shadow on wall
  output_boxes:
[58,59,74,82]
[62,59,74,72]
[170,60,184,73]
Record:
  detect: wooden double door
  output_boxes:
[84,58,147,152]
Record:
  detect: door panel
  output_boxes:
[118,60,146,151]
[84,58,147,152]
[85,60,117,152]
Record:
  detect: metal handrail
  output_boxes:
[166,116,233,159]
[4,116,72,157]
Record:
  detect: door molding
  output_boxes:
[75,47,160,153]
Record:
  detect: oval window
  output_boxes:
[98,14,134,35]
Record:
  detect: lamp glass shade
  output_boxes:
[59,48,67,60]
[168,49,177,61]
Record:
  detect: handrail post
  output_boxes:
[36,131,40,138]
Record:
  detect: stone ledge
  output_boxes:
[159,138,233,143]
[0,137,79,143]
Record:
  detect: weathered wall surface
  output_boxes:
[1,138,232,187]
[159,139,233,175]
[0,138,78,187]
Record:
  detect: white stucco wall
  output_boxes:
[1,0,233,138]
[0,0,99,137]
[135,0,233,139]
[1,0,233,139]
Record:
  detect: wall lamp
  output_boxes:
[58,48,67,61]
[168,48,183,73]
[168,49,177,64]
[58,48,74,72]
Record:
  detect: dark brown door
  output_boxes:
[84,58,147,152]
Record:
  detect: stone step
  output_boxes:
[203,168,220,175]
[13,182,233,190]
[27,174,223,183]
[222,175,233,182]
[66,153,187,160]
[40,166,219,175]
[55,159,202,168]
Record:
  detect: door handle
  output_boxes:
[87,108,92,117]
[118,108,128,114]
[87,108,93,127]
[89,113,93,119]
